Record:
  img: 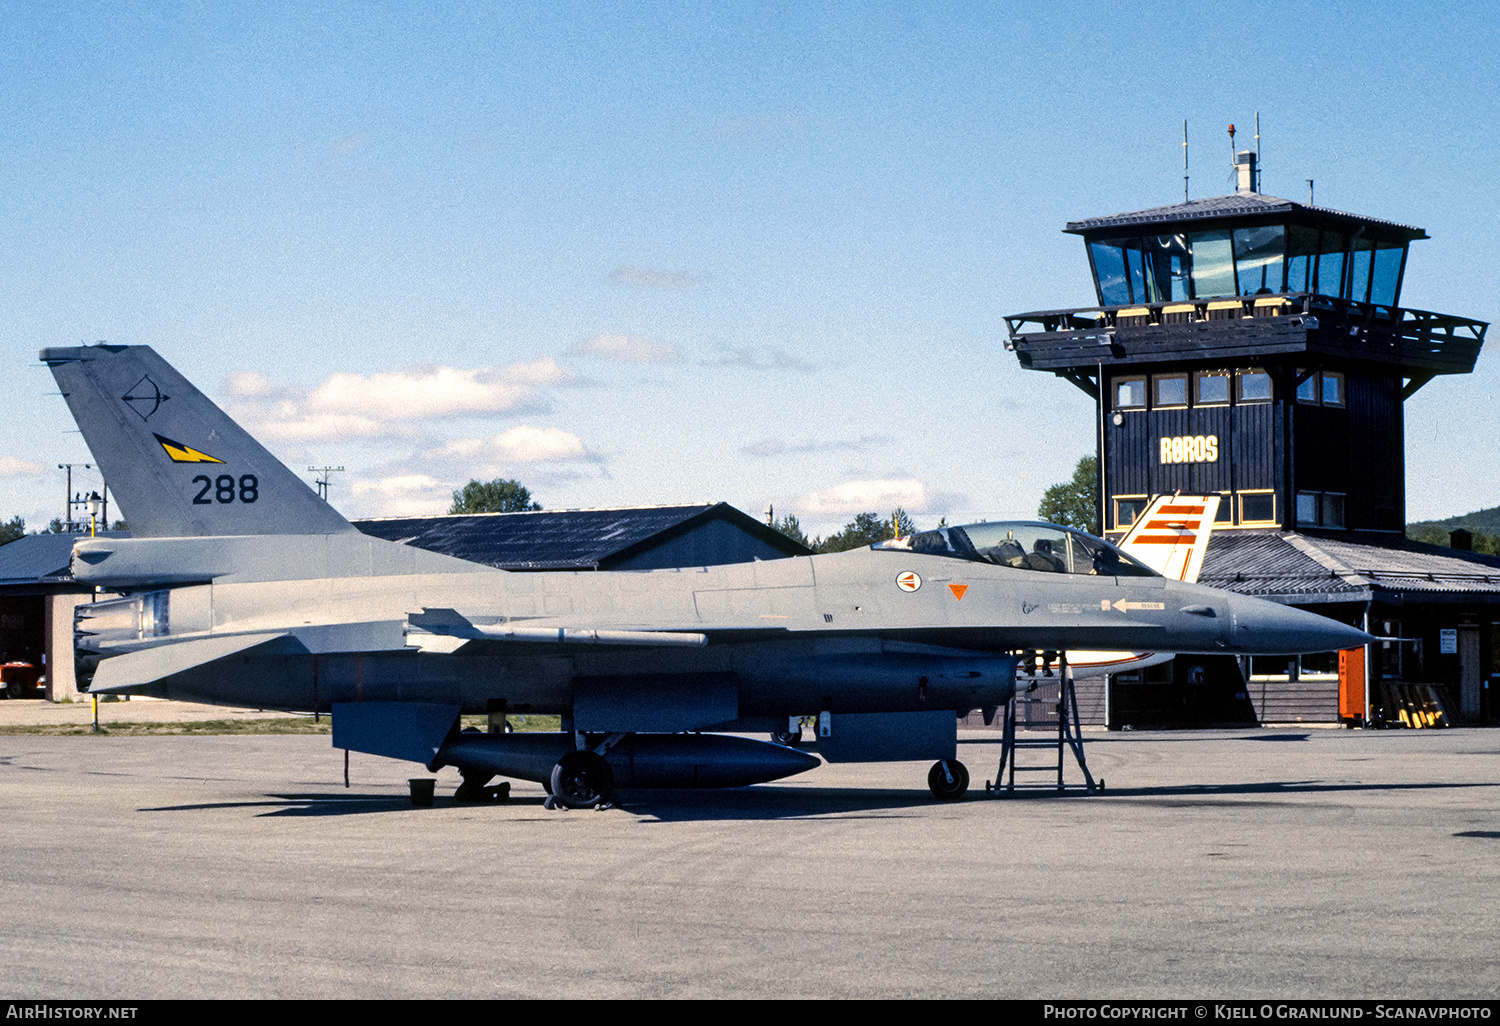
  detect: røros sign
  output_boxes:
[1159,434,1218,465]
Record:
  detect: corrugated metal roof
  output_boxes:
[1196,531,1500,601]
[1064,192,1427,239]
[354,502,806,570]
[0,534,81,585]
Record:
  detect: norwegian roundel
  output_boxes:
[896,571,922,592]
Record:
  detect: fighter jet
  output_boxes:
[41,345,1370,807]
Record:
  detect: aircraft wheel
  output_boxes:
[927,759,969,801]
[770,728,803,746]
[549,751,614,809]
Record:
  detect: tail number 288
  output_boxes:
[192,474,259,504]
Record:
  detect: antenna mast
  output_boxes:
[1255,111,1262,193]
[1183,119,1189,202]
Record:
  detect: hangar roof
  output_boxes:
[0,532,127,589]
[354,502,809,571]
[1197,531,1500,605]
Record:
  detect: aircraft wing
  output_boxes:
[86,621,411,693]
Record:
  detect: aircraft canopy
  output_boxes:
[876,522,1158,577]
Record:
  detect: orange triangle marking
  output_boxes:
[948,583,968,601]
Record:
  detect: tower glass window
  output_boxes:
[1314,234,1346,298]
[1370,244,1406,306]
[1189,230,1236,298]
[1233,225,1286,294]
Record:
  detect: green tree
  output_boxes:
[815,509,916,553]
[0,516,23,546]
[449,479,541,514]
[1038,455,1099,535]
[771,513,812,550]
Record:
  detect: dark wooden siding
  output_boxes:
[1247,678,1339,723]
[1347,374,1404,531]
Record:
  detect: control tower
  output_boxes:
[1004,160,1496,726]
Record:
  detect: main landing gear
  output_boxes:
[927,758,970,800]
[544,750,615,811]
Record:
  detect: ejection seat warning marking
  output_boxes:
[155,434,224,464]
[896,572,921,592]
[1102,599,1166,612]
[947,583,968,601]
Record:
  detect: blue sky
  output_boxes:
[3,1,1497,536]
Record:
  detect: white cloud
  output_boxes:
[571,333,680,364]
[349,474,451,518]
[224,371,278,397]
[431,426,591,465]
[0,457,45,477]
[352,473,446,497]
[797,478,941,515]
[226,359,578,441]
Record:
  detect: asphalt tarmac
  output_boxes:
[1,710,1497,999]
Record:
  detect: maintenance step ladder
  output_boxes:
[986,659,1101,796]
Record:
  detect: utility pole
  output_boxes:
[57,463,93,532]
[309,466,345,502]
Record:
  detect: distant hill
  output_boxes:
[1408,504,1500,534]
[1407,505,1500,556]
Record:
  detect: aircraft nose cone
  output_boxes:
[1228,595,1373,654]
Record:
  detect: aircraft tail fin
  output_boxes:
[41,345,355,538]
[1117,494,1219,582]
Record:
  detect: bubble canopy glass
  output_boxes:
[874,522,1158,577]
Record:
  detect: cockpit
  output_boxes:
[873,521,1159,577]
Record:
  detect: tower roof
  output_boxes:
[1065,193,1427,242]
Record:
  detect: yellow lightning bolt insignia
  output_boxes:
[154,433,224,464]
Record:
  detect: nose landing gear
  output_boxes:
[927,758,969,800]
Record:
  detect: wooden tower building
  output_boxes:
[1004,160,1496,727]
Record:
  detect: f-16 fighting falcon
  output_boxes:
[41,345,1370,807]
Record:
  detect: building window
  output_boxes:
[1296,370,1345,407]
[1239,491,1276,525]
[1114,495,1148,531]
[1296,491,1319,525]
[1114,377,1146,410]
[1323,493,1345,528]
[1153,374,1188,409]
[1297,491,1347,528]
[1236,368,1273,403]
[1322,371,1344,407]
[1296,371,1317,403]
[1195,370,1231,406]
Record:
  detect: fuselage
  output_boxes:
[69,529,1366,719]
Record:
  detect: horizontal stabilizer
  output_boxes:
[89,632,288,694]
[290,621,407,654]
